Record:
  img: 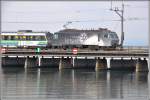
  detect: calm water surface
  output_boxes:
[0,67,150,100]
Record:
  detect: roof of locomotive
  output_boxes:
[56,28,114,34]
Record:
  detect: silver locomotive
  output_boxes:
[49,28,119,49]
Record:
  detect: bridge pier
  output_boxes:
[73,57,95,69]
[40,57,59,68]
[110,58,136,70]
[59,57,73,70]
[135,58,148,72]
[95,57,107,71]
[24,56,38,68]
[2,56,25,67]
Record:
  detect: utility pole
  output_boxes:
[110,3,124,48]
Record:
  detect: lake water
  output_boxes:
[0,67,150,100]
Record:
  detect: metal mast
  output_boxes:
[110,2,124,48]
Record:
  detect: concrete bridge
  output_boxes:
[1,47,149,72]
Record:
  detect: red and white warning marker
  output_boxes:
[1,48,6,54]
[72,48,78,54]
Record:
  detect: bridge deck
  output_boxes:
[2,48,149,58]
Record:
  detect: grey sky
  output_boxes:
[1,1,149,46]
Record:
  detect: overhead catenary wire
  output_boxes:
[2,17,147,24]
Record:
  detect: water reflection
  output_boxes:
[1,68,149,99]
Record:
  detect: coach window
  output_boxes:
[32,36,37,41]
[15,36,19,40]
[40,36,45,40]
[32,36,35,40]
[30,36,33,40]
[38,36,40,40]
[18,36,21,40]
[26,36,30,40]
[19,36,22,40]
[4,36,9,40]
[17,36,20,40]
[22,36,26,40]
[10,36,15,40]
[35,36,40,40]
[32,36,34,40]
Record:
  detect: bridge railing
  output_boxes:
[2,46,149,54]
[123,46,148,49]
[123,46,148,53]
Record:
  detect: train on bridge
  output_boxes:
[1,28,119,49]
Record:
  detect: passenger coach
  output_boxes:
[1,30,48,48]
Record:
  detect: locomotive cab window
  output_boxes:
[104,34,108,38]
[113,34,118,38]
[109,34,114,38]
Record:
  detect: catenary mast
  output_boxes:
[110,0,124,48]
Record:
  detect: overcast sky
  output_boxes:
[1,1,149,46]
